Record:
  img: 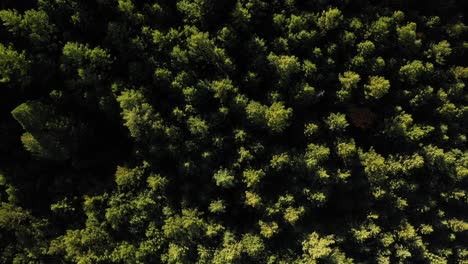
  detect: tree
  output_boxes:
[364,76,390,100]
[265,102,292,133]
[117,89,165,141]
[397,22,421,49]
[0,9,54,43]
[246,100,267,126]
[246,101,292,133]
[426,40,452,65]
[301,232,336,260]
[325,112,349,132]
[11,101,71,160]
[213,168,235,188]
[305,143,330,169]
[317,8,343,31]
[187,116,209,137]
[242,168,265,188]
[399,60,434,84]
[0,43,29,84]
[359,148,387,184]
[337,71,360,101]
[357,40,375,56]
[268,53,301,84]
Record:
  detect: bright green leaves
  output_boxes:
[366,16,392,43]
[283,206,305,225]
[177,0,204,24]
[239,233,264,258]
[325,112,349,132]
[209,78,238,101]
[303,233,334,258]
[384,109,434,142]
[246,100,267,126]
[258,220,279,238]
[301,232,353,263]
[187,116,209,137]
[305,143,330,169]
[0,9,54,43]
[360,148,387,184]
[304,122,319,137]
[246,101,293,133]
[317,8,343,31]
[187,31,215,61]
[397,22,421,49]
[209,232,265,263]
[364,76,390,100]
[268,53,301,82]
[337,71,360,101]
[61,42,112,83]
[186,31,232,71]
[245,191,262,208]
[0,43,29,84]
[163,208,206,241]
[242,168,265,188]
[270,152,290,170]
[117,89,165,140]
[426,40,452,65]
[62,42,87,66]
[213,168,235,188]
[357,40,375,57]
[265,102,293,133]
[0,9,21,32]
[423,145,467,182]
[209,200,226,214]
[399,60,434,84]
[352,221,381,243]
[147,174,168,192]
[117,0,135,14]
[336,139,357,162]
[115,166,144,189]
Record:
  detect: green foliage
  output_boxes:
[0,43,29,84]
[209,200,226,214]
[325,112,349,132]
[426,40,452,65]
[115,166,144,189]
[246,101,292,133]
[259,221,279,238]
[364,75,390,100]
[360,148,387,184]
[243,168,265,188]
[187,116,209,137]
[213,168,235,188]
[304,122,319,137]
[301,232,337,260]
[1,1,466,263]
[11,101,71,160]
[305,143,330,169]
[265,102,293,133]
[399,60,434,84]
[268,53,301,82]
[0,9,54,43]
[317,8,343,31]
[337,71,360,101]
[117,89,165,140]
[397,22,421,48]
[270,152,290,170]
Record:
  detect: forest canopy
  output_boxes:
[0,0,467,263]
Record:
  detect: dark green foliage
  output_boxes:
[0,0,467,263]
